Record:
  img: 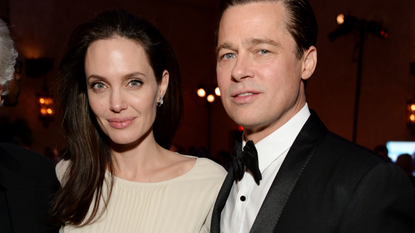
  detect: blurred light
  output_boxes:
[197,88,206,98]
[337,14,345,25]
[37,92,55,128]
[328,15,358,42]
[215,87,221,96]
[329,15,388,41]
[408,97,415,135]
[207,94,215,103]
[366,21,389,39]
[22,47,42,59]
[238,126,244,131]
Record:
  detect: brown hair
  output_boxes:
[51,9,183,226]
[218,0,318,59]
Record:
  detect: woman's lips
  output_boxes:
[107,117,136,129]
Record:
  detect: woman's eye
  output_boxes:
[93,83,106,89]
[129,80,142,87]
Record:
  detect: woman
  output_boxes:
[51,9,226,232]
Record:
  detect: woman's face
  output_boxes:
[85,37,169,146]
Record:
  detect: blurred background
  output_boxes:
[0,0,414,163]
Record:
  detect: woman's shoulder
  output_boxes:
[56,159,70,184]
[189,157,227,180]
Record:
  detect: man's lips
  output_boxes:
[233,92,255,97]
[231,90,260,103]
[231,89,259,98]
[107,117,136,129]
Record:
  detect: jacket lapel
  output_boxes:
[250,110,328,233]
[211,165,235,233]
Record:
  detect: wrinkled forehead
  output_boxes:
[217,2,291,45]
[217,1,290,40]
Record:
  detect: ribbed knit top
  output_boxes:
[56,156,226,233]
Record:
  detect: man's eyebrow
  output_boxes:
[248,38,281,47]
[215,43,234,55]
[215,38,281,55]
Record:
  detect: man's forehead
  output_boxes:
[220,1,286,22]
[217,2,291,49]
[219,2,287,34]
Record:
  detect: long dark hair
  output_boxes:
[51,9,183,226]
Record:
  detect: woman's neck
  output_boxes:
[109,131,167,181]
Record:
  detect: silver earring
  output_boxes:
[157,97,164,107]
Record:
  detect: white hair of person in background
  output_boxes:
[0,18,18,104]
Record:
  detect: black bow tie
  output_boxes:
[232,140,262,185]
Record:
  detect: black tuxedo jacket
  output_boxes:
[211,111,415,233]
[0,139,60,233]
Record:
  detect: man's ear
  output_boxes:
[301,46,317,81]
[159,70,169,98]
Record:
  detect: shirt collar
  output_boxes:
[243,103,310,173]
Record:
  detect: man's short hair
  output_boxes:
[0,19,17,88]
[218,0,318,59]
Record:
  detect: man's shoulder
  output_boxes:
[324,131,386,164]
[0,142,56,171]
[305,110,386,166]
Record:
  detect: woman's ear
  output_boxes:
[301,46,317,81]
[159,70,169,98]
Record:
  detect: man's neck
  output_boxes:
[243,103,308,144]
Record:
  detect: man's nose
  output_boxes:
[231,54,254,82]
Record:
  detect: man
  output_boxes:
[396,153,415,187]
[2,60,22,107]
[0,19,60,233]
[211,0,415,232]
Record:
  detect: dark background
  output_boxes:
[1,0,414,157]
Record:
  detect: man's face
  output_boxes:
[3,72,21,106]
[216,2,316,142]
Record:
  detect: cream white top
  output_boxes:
[56,156,226,233]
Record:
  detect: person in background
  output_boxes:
[2,59,21,107]
[396,153,415,186]
[0,18,60,233]
[211,0,415,232]
[374,145,392,162]
[44,147,61,164]
[51,9,226,232]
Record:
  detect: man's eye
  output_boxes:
[258,49,270,55]
[223,53,235,60]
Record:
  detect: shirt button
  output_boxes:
[240,195,246,201]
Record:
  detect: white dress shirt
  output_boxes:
[220,104,311,233]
